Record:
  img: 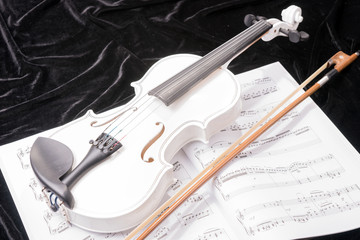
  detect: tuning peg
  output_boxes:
[244,14,268,27]
[244,14,256,27]
[298,31,310,41]
[280,29,309,43]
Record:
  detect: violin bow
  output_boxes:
[125,50,359,240]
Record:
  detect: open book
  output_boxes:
[1,62,360,239]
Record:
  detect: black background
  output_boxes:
[1,0,360,239]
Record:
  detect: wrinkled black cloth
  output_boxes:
[1,0,360,239]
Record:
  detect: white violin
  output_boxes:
[30,5,306,233]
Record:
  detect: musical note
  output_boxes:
[28,178,47,201]
[17,146,31,169]
[43,209,71,234]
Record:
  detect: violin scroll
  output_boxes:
[245,5,309,43]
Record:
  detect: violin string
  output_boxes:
[178,21,267,88]
[150,21,269,97]
[100,95,146,135]
[100,94,162,144]
[101,107,137,134]
[113,97,163,141]
[185,21,268,82]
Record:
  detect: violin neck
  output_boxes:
[148,20,272,106]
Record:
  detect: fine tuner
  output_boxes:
[30,5,307,233]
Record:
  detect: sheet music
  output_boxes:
[181,62,360,239]
[1,62,360,240]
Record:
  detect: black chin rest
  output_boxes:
[30,137,75,209]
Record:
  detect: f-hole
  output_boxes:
[141,122,165,163]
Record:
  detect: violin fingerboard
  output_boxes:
[148,20,272,106]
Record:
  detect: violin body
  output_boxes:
[46,54,241,232]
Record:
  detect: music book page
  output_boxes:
[1,62,360,239]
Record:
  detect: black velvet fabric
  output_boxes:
[1,0,360,239]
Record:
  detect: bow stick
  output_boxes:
[125,50,359,240]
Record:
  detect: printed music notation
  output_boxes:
[193,125,320,168]
[241,76,274,88]
[175,194,212,226]
[29,177,47,201]
[82,236,95,240]
[153,226,171,240]
[104,232,122,239]
[241,77,278,101]
[149,192,213,240]
[194,228,230,240]
[82,232,127,240]
[17,146,31,169]
[214,154,344,200]
[43,209,71,234]
[148,157,215,240]
[224,109,300,132]
[167,160,192,196]
[236,184,360,236]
